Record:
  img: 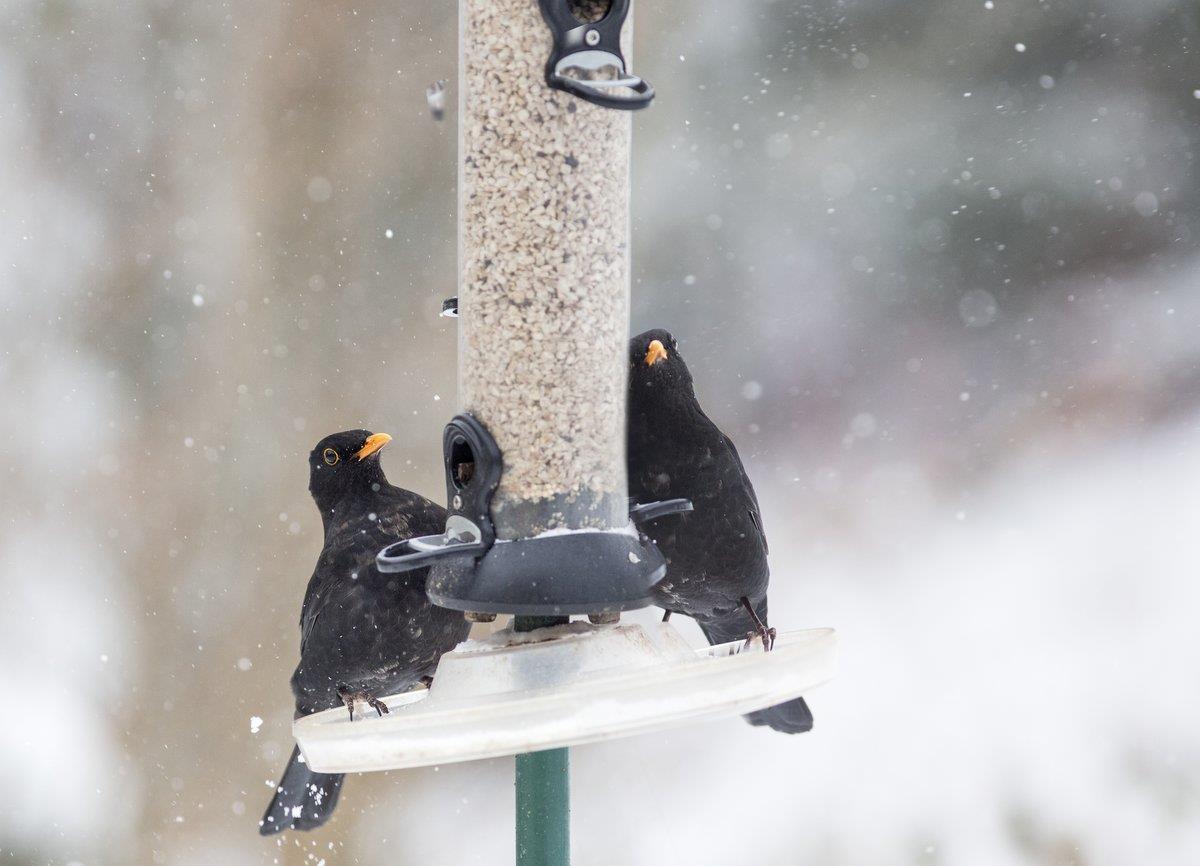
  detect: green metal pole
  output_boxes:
[516,748,570,866]
[513,616,570,866]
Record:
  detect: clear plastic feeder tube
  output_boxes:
[458,0,632,539]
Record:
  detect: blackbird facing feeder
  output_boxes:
[627,330,814,734]
[260,430,470,835]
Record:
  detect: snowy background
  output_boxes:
[2,0,1198,863]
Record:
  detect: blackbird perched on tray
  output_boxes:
[627,329,814,734]
[260,430,470,835]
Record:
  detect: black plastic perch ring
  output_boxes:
[550,68,654,111]
[375,527,486,573]
[537,0,654,111]
[629,497,692,524]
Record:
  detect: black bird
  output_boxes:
[627,329,814,734]
[260,430,470,835]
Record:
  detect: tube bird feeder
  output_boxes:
[459,0,633,541]
[377,0,677,616]
[296,4,837,864]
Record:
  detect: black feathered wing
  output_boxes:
[719,432,768,556]
[297,490,443,657]
[298,562,327,657]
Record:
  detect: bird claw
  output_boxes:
[742,625,776,652]
[337,687,389,721]
[739,597,776,652]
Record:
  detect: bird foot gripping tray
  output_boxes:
[294,621,837,773]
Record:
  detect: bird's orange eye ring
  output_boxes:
[323,448,340,466]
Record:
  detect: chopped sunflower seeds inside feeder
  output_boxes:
[459,0,635,537]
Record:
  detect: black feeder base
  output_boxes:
[427,529,665,616]
[377,414,683,616]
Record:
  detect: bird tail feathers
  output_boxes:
[745,696,814,734]
[698,600,814,735]
[259,746,345,835]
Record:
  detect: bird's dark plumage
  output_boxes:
[260,430,470,835]
[627,329,813,734]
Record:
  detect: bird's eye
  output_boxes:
[323,448,340,466]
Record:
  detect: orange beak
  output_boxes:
[354,432,392,460]
[644,339,668,367]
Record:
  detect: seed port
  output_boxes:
[538,0,655,110]
[450,436,476,490]
[567,0,611,24]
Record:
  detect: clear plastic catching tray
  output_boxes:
[295,622,837,773]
